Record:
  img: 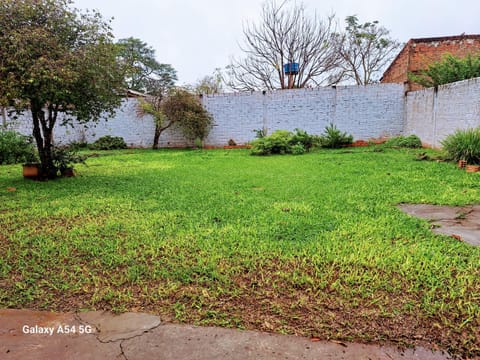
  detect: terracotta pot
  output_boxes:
[466,165,480,173]
[458,160,467,169]
[22,163,40,178]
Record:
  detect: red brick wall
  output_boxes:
[381,36,480,91]
[381,41,411,85]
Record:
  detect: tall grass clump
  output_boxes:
[319,123,353,149]
[441,127,480,164]
[384,135,422,148]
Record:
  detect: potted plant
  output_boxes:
[51,146,87,177]
[22,151,41,179]
[466,164,480,173]
[22,162,41,179]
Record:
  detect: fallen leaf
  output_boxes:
[7,187,16,192]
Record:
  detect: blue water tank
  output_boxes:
[283,62,299,75]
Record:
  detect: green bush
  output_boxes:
[89,136,127,150]
[250,129,318,156]
[291,143,306,155]
[441,128,480,164]
[319,124,353,148]
[251,130,292,156]
[290,128,319,151]
[384,135,422,148]
[0,130,38,164]
[51,146,87,176]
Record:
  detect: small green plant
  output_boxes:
[51,146,87,176]
[384,135,422,148]
[253,127,268,139]
[89,136,127,150]
[0,130,38,164]
[441,127,480,164]
[194,137,203,149]
[319,124,353,148]
[291,143,306,155]
[250,130,293,156]
[290,128,319,151]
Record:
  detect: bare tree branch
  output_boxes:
[227,0,342,91]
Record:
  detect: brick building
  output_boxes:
[381,34,480,91]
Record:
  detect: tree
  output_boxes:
[227,0,342,91]
[191,68,224,95]
[137,88,213,148]
[336,16,401,85]
[0,0,125,179]
[116,37,177,94]
[116,37,177,148]
[408,53,480,88]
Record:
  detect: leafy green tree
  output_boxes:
[336,15,401,85]
[409,53,480,88]
[191,68,224,95]
[0,0,124,178]
[137,88,213,149]
[116,37,177,94]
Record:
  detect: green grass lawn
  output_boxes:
[1,148,479,357]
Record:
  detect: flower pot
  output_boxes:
[466,165,480,173]
[22,163,40,179]
[458,160,467,169]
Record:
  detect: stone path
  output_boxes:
[399,204,480,246]
[0,309,452,360]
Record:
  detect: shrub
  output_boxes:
[441,128,480,164]
[0,130,38,164]
[51,146,87,176]
[162,88,213,142]
[291,143,306,155]
[290,128,319,151]
[251,130,292,156]
[319,124,353,148]
[384,135,422,148]
[250,129,317,156]
[89,136,127,150]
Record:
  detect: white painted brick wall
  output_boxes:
[405,77,480,147]
[4,99,190,148]
[202,83,405,146]
[8,79,480,149]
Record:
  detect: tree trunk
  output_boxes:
[31,102,57,179]
[152,124,161,149]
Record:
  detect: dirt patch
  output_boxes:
[399,204,480,246]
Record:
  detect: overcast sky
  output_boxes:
[73,0,480,86]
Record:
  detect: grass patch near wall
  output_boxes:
[0,148,479,357]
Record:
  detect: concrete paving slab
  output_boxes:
[78,311,161,342]
[0,309,453,360]
[399,204,480,246]
[0,309,122,360]
[122,323,451,360]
